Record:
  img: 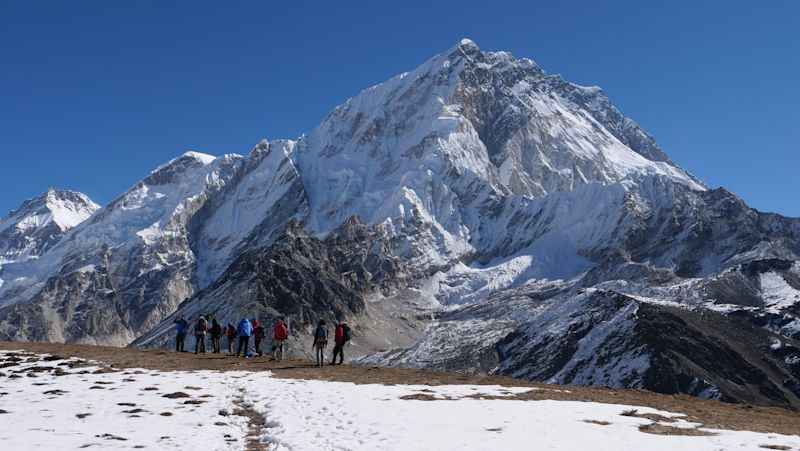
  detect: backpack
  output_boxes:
[195,319,206,333]
[343,325,352,342]
[315,325,327,340]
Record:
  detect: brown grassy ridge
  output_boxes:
[2,341,799,436]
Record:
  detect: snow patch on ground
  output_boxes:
[1,351,799,450]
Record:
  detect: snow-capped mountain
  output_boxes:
[0,189,98,268]
[2,40,799,409]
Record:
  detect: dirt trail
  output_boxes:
[2,341,799,436]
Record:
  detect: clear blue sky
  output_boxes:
[1,1,798,217]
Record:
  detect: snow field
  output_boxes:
[244,376,800,451]
[2,350,799,450]
[0,351,250,450]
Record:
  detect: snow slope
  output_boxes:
[2,350,798,451]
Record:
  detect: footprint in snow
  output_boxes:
[43,389,67,395]
[95,433,127,441]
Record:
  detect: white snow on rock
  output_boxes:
[760,271,800,314]
[1,351,798,451]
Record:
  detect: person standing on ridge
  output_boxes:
[311,320,328,367]
[173,315,188,352]
[236,317,253,358]
[224,322,236,354]
[331,321,351,365]
[272,318,288,361]
[210,318,223,354]
[253,320,265,357]
[194,316,208,354]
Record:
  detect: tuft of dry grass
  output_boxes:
[629,413,679,423]
[583,419,611,426]
[638,424,715,436]
[162,392,189,399]
[399,393,440,401]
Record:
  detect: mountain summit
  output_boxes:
[0,189,98,266]
[1,40,799,409]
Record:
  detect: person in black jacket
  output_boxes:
[194,316,208,354]
[210,318,223,353]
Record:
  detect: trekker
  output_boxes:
[210,318,223,354]
[194,316,208,354]
[253,320,265,357]
[272,318,288,361]
[224,323,236,354]
[311,320,328,367]
[236,318,253,358]
[173,315,188,352]
[331,321,351,365]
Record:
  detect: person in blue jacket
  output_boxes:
[173,315,188,352]
[236,317,253,358]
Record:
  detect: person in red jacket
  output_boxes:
[272,318,288,361]
[330,321,348,365]
[224,323,236,354]
[252,320,265,357]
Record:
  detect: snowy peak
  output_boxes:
[446,38,481,58]
[293,38,703,252]
[0,188,99,264]
[42,189,100,230]
[143,151,221,186]
[2,188,99,233]
[69,151,244,252]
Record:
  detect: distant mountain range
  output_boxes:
[1,39,798,409]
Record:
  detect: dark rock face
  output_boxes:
[132,217,409,349]
[636,303,800,410]
[489,289,800,410]
[222,220,369,325]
